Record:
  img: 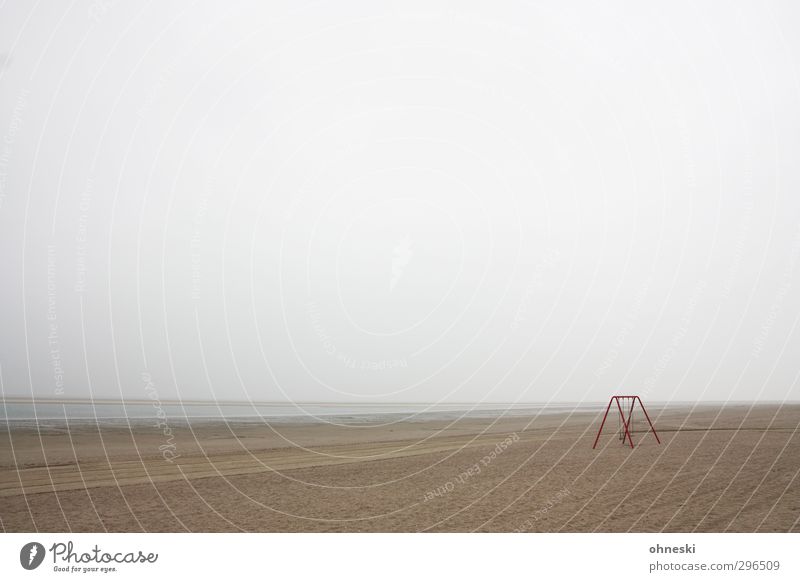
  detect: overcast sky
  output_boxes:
[1,1,799,404]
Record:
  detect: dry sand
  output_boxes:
[1,403,798,532]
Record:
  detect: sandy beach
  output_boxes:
[1,403,798,532]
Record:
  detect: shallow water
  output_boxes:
[0,400,608,427]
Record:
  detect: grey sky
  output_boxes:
[1,1,799,403]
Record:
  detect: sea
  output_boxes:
[0,400,609,428]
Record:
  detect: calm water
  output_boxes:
[0,401,607,427]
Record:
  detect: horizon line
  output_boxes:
[2,397,798,406]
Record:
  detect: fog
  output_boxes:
[1,1,799,404]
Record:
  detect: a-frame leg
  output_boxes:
[635,397,661,444]
[592,398,615,449]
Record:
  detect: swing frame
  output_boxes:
[592,395,660,449]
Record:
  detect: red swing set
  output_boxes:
[592,395,660,449]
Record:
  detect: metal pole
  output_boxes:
[636,397,661,444]
[628,397,635,438]
[592,397,615,449]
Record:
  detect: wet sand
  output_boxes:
[1,403,798,532]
